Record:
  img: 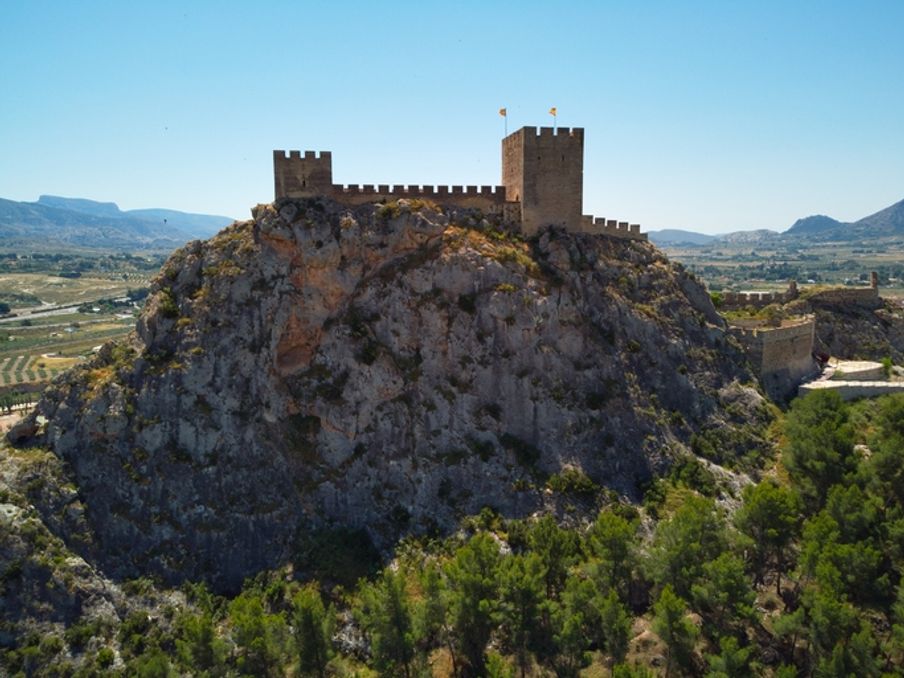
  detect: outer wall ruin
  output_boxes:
[730,318,818,401]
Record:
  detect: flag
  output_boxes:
[549,107,557,116]
[499,107,507,117]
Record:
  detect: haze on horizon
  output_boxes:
[1,0,902,236]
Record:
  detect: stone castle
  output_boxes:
[274,126,646,241]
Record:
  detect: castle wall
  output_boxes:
[580,216,647,241]
[808,286,880,308]
[331,184,508,211]
[502,127,584,236]
[721,283,798,309]
[731,318,817,400]
[275,150,508,212]
[275,126,645,239]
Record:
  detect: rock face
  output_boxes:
[10,198,762,591]
[785,295,904,363]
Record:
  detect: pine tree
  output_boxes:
[292,585,332,678]
[357,569,416,677]
[653,585,699,678]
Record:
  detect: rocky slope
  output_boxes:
[8,198,767,591]
[786,293,904,362]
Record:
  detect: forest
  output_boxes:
[7,389,904,677]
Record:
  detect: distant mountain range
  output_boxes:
[648,197,904,247]
[0,195,236,250]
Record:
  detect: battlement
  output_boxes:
[720,273,880,311]
[517,126,585,140]
[334,184,506,199]
[722,290,792,308]
[720,279,800,309]
[274,149,333,199]
[273,125,644,239]
[275,150,333,160]
[581,216,647,241]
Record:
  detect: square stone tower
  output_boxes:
[274,150,333,199]
[502,126,584,235]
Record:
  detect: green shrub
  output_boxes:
[547,468,598,496]
[157,288,179,319]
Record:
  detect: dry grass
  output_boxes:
[0,273,146,308]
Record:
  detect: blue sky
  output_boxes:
[2,1,902,234]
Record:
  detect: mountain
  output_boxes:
[781,198,904,241]
[0,195,236,250]
[854,197,904,235]
[38,195,234,239]
[785,214,848,236]
[717,229,781,244]
[8,197,764,591]
[647,229,718,246]
[653,198,904,248]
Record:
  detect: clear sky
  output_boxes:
[2,1,902,234]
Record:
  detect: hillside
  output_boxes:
[784,213,847,235]
[0,195,234,250]
[647,229,717,246]
[7,197,767,594]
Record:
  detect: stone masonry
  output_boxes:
[729,317,818,401]
[274,126,646,241]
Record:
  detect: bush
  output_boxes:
[547,468,599,496]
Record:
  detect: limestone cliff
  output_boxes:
[9,198,766,591]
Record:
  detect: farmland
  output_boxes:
[0,268,152,393]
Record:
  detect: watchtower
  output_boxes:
[502,127,584,236]
[273,150,333,199]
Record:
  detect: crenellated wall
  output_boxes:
[274,149,509,212]
[330,183,507,210]
[721,280,798,309]
[580,216,647,241]
[274,126,646,240]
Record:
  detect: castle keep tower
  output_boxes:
[273,150,333,199]
[502,126,584,236]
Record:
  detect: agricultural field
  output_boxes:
[0,268,152,393]
[661,237,904,298]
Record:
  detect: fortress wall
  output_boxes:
[721,289,791,309]
[731,319,817,400]
[581,216,647,241]
[808,286,880,307]
[331,184,507,210]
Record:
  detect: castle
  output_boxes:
[273,126,646,241]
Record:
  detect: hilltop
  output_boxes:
[7,197,767,593]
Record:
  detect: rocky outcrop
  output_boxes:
[785,296,904,362]
[9,198,764,591]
